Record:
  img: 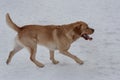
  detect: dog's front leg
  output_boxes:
[60,50,84,64]
[49,50,59,64]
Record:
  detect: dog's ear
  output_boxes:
[73,24,82,35]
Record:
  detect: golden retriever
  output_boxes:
[6,13,94,67]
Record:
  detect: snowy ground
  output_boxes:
[0,0,120,80]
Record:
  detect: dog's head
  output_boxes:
[73,21,94,40]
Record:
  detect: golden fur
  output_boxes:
[6,13,94,67]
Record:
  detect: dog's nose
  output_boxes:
[92,29,94,33]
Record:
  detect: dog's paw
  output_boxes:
[78,61,84,65]
[53,60,59,64]
[6,59,10,65]
[36,63,45,68]
[75,58,84,65]
[37,64,45,68]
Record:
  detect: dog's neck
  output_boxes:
[59,25,80,43]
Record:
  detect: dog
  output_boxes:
[6,13,94,67]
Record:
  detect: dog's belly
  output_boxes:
[38,42,57,50]
[37,33,58,50]
[46,43,57,50]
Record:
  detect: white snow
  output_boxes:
[0,0,120,80]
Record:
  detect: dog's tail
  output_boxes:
[6,13,21,32]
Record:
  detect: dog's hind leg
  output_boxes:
[21,39,45,68]
[6,41,23,64]
[28,46,44,68]
[49,50,59,64]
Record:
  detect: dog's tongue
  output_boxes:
[82,34,93,40]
